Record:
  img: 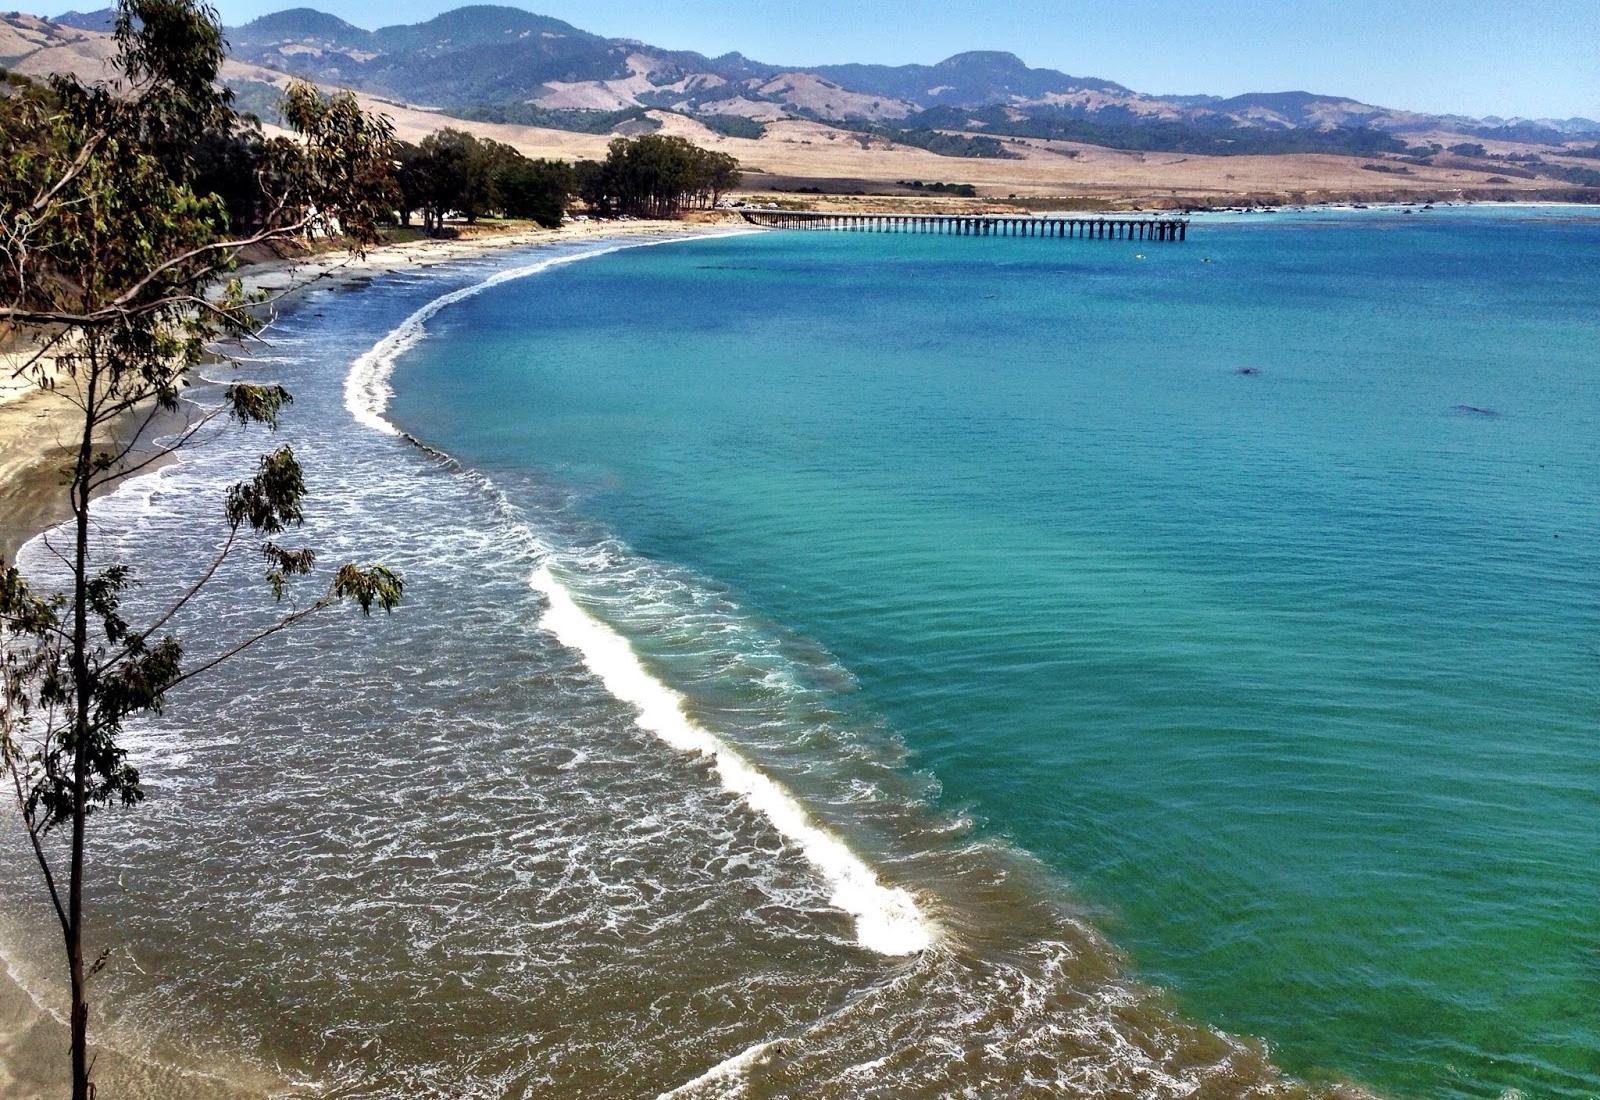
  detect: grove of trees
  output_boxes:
[577,135,742,218]
[393,130,743,230]
[394,128,575,231]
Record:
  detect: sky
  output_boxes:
[67,0,1600,119]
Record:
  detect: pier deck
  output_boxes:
[739,209,1189,241]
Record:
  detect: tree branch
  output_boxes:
[3,719,70,936]
[164,594,335,690]
[102,217,315,313]
[27,130,108,220]
[103,527,239,672]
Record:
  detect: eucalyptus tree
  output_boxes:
[578,134,743,218]
[0,3,406,1096]
[495,156,574,228]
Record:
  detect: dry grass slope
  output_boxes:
[2,10,1593,209]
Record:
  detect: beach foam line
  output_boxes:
[533,564,935,956]
[345,228,935,956]
[655,1039,777,1099]
[344,230,756,436]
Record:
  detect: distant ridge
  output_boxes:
[47,7,114,29]
[33,4,1600,144]
[236,7,367,43]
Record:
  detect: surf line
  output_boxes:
[344,230,936,957]
[344,229,757,436]
[533,566,934,956]
[655,1038,779,1099]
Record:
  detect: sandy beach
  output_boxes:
[0,214,722,1098]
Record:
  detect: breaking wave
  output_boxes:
[344,231,934,957]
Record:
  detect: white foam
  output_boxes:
[655,1039,776,1099]
[533,565,935,957]
[343,226,935,957]
[344,231,757,436]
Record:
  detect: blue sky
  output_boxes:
[103,0,1600,119]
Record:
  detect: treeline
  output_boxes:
[8,71,741,233]
[1460,122,1600,146]
[394,130,573,230]
[898,105,1410,157]
[1408,140,1600,189]
[455,102,657,134]
[1429,142,1600,187]
[577,135,741,218]
[897,179,979,197]
[393,131,742,228]
[1536,162,1600,188]
[865,127,1015,159]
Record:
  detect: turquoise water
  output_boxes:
[388,208,1600,1098]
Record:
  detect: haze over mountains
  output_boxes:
[40,3,1600,144]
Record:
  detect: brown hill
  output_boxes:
[4,11,1594,208]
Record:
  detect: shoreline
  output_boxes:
[0,217,725,563]
[3,201,1580,1097]
[0,214,733,1099]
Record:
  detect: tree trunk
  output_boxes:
[70,945,88,1100]
[66,349,98,1100]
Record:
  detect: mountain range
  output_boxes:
[39,4,1600,144]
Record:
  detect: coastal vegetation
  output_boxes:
[852,126,1016,159]
[454,101,658,135]
[390,131,743,231]
[395,128,575,231]
[0,3,406,1096]
[576,134,743,218]
[897,179,980,197]
[894,106,1413,156]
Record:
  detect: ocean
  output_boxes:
[5,205,1598,1099]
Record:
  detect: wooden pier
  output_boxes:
[739,209,1189,241]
